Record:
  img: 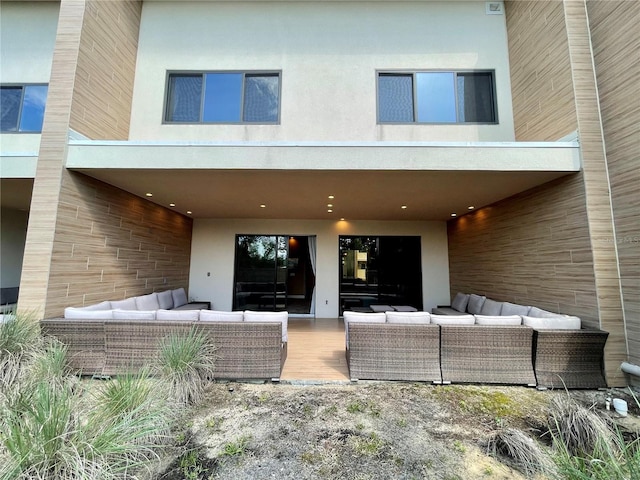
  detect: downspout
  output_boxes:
[621,362,640,379]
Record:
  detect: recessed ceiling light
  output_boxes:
[186,211,192,215]
[169,203,176,207]
[401,205,408,209]
[145,193,153,197]
[328,195,334,199]
[260,204,266,208]
[327,204,333,208]
[340,217,345,221]
[451,213,457,217]
[468,206,475,210]
[327,209,333,213]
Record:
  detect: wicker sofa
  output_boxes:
[62,288,210,320]
[344,310,608,388]
[41,310,288,381]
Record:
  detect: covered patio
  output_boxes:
[281,318,349,382]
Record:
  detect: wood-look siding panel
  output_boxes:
[446,174,631,381]
[70,0,141,140]
[44,171,193,317]
[448,174,597,321]
[588,0,640,372]
[562,0,627,385]
[505,1,577,140]
[18,0,86,317]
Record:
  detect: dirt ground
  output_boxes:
[152,382,638,480]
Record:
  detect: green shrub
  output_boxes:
[94,369,158,419]
[0,312,42,392]
[0,311,40,357]
[222,436,250,456]
[0,314,172,479]
[154,327,217,405]
[550,393,640,480]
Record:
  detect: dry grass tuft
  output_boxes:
[487,428,556,477]
[547,395,621,457]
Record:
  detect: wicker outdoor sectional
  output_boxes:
[41,316,288,381]
[345,310,609,388]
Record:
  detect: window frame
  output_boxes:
[376,70,498,125]
[163,70,282,125]
[0,83,48,133]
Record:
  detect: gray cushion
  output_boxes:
[430,314,475,325]
[173,302,209,311]
[135,293,160,311]
[110,297,137,310]
[64,307,113,319]
[431,307,461,315]
[343,311,386,323]
[83,301,112,311]
[156,309,199,321]
[386,311,430,324]
[157,290,174,310]
[474,314,522,326]
[370,305,394,312]
[451,292,470,313]
[466,294,486,315]
[522,315,581,330]
[529,306,558,318]
[199,310,244,322]
[479,298,503,316]
[501,302,531,316]
[392,305,418,312]
[112,309,156,320]
[172,288,188,308]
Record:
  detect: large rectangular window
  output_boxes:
[339,236,423,315]
[165,72,280,124]
[378,71,496,124]
[233,235,316,314]
[0,85,48,132]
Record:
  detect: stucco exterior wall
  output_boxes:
[0,1,59,157]
[189,218,449,318]
[130,1,515,142]
[0,1,59,83]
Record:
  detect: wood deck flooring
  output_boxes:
[281,318,349,382]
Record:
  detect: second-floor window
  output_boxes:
[165,72,280,124]
[378,71,496,124]
[0,84,48,132]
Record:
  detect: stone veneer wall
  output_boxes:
[587,1,640,373]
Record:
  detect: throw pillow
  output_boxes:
[451,292,470,313]
[466,294,486,315]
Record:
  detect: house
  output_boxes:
[0,0,637,387]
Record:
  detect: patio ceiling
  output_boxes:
[4,140,580,221]
[71,168,573,221]
[65,140,580,221]
[0,179,33,211]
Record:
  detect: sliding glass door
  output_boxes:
[339,236,422,315]
[233,235,316,314]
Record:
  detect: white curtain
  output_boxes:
[308,236,317,315]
